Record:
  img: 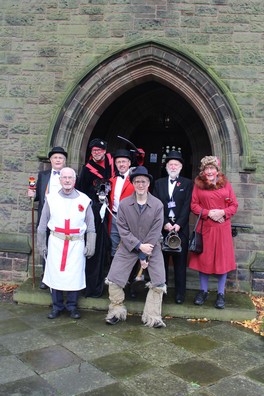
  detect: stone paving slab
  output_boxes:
[168,358,231,386]
[64,334,130,361]
[245,365,264,384]
[0,301,263,395]
[0,375,57,396]
[0,317,32,336]
[0,329,56,354]
[204,345,264,374]
[19,344,82,374]
[91,350,154,379]
[208,375,264,396]
[0,355,35,385]
[42,362,116,396]
[123,367,194,395]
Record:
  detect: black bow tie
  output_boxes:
[170,179,176,184]
[53,170,60,175]
[117,174,125,179]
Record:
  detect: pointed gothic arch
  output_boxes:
[48,40,254,176]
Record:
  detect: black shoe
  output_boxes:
[70,309,81,319]
[106,316,120,325]
[175,295,185,304]
[39,280,48,290]
[47,309,60,319]
[153,321,165,328]
[215,293,225,309]
[194,290,208,305]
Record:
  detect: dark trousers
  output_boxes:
[51,289,79,312]
[163,236,188,297]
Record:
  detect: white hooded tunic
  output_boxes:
[42,190,92,291]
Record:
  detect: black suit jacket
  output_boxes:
[153,175,193,240]
[34,170,51,226]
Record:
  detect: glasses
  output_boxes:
[91,148,104,153]
[133,180,148,185]
[60,176,75,180]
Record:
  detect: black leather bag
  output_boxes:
[189,210,203,254]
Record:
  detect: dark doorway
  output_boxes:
[86,81,210,179]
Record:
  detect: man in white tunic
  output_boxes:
[37,167,96,319]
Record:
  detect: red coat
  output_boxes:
[108,175,135,233]
[188,173,238,275]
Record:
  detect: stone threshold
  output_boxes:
[13,278,256,322]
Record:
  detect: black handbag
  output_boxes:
[188,210,203,254]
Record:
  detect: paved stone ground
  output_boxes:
[0,289,263,396]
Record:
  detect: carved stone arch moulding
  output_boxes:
[50,41,254,173]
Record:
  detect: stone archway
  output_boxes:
[47,41,258,293]
[50,41,254,178]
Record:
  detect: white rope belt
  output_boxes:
[51,231,84,241]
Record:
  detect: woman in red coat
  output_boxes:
[189,156,238,309]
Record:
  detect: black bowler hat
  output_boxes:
[48,146,68,159]
[130,166,153,183]
[89,138,107,150]
[165,150,184,164]
[113,149,131,160]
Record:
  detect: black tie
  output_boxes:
[170,179,176,184]
[53,170,60,175]
[117,174,124,179]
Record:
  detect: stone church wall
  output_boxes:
[0,0,263,292]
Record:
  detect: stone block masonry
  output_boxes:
[0,1,263,291]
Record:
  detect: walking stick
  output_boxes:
[29,177,36,288]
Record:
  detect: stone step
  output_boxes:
[14,278,256,322]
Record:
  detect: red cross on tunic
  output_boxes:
[55,219,80,271]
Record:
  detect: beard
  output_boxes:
[168,170,180,179]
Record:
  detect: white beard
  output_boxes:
[168,170,180,179]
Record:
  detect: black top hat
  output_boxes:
[89,138,107,150]
[130,166,153,183]
[48,146,68,159]
[165,150,184,164]
[113,149,131,160]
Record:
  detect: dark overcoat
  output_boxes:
[76,154,115,297]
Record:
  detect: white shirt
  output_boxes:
[112,170,129,212]
[48,170,62,194]
[168,178,177,217]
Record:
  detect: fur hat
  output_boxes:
[48,146,68,159]
[113,149,131,160]
[130,166,153,183]
[165,150,184,164]
[89,138,107,150]
[200,156,220,171]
